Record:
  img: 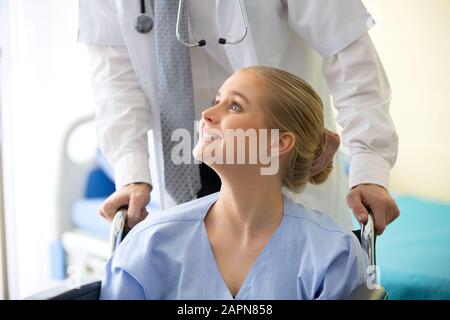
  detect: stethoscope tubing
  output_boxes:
[136,0,248,47]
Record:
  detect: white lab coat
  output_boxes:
[78,0,398,230]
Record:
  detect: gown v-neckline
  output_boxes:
[200,197,285,300]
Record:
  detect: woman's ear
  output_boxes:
[270,132,295,158]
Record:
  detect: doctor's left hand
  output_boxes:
[346,184,400,235]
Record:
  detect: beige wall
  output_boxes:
[362,0,450,202]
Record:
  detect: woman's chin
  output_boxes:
[192,145,222,177]
[192,140,224,164]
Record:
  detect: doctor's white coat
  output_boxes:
[78,0,398,230]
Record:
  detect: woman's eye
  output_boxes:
[230,103,242,112]
[211,99,218,106]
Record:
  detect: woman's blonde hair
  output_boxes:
[242,66,333,192]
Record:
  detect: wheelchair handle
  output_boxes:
[109,206,131,254]
[360,210,376,268]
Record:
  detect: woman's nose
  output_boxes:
[202,106,219,123]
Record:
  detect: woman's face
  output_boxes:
[193,70,275,169]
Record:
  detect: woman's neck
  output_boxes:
[208,167,284,242]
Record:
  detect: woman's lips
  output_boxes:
[201,127,223,141]
[202,131,222,141]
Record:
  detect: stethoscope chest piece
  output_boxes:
[135,14,153,33]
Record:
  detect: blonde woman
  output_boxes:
[100,66,368,300]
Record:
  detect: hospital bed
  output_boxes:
[376,195,450,299]
[27,210,387,300]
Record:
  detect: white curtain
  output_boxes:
[0,0,11,300]
[1,0,96,298]
[0,139,7,300]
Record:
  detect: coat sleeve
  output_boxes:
[322,33,398,189]
[284,0,375,58]
[78,0,152,188]
[86,45,152,189]
[77,0,126,46]
[285,0,398,189]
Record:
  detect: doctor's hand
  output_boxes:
[99,182,152,228]
[346,184,400,236]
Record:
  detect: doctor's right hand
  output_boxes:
[99,182,152,228]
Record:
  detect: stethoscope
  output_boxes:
[135,0,248,47]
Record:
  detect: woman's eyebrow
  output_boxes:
[217,90,250,104]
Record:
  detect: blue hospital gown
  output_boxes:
[100,192,368,300]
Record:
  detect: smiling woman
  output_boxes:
[99,66,367,300]
[193,67,339,190]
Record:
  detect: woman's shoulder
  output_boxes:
[282,195,367,277]
[125,192,219,240]
[283,194,351,236]
[284,195,345,232]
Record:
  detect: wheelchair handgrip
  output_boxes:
[360,209,376,268]
[109,207,131,254]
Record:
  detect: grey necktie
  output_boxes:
[154,0,201,204]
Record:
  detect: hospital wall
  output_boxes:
[363,0,450,202]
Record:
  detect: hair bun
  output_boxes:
[308,129,340,178]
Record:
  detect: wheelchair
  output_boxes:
[27,210,387,300]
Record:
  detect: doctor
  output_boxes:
[78,0,399,234]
